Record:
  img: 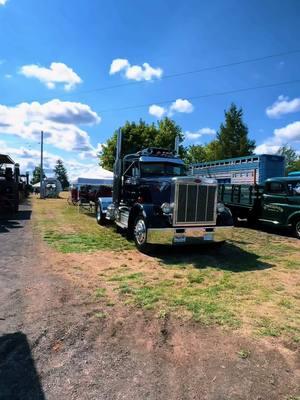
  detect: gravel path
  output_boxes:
[0,200,299,400]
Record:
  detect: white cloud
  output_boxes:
[110,58,162,81]
[0,99,101,152]
[255,120,300,154]
[126,63,162,81]
[169,98,194,115]
[148,104,166,118]
[19,62,82,91]
[274,120,300,142]
[185,127,216,140]
[266,95,300,118]
[0,140,63,175]
[79,143,104,159]
[0,0,7,6]
[149,99,195,119]
[27,99,101,125]
[109,58,130,74]
[254,143,281,155]
[0,139,104,181]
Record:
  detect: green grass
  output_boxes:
[34,197,134,252]
[284,261,300,270]
[256,317,283,337]
[237,349,251,359]
[94,288,106,298]
[33,197,300,340]
[108,272,144,282]
[278,298,293,309]
[187,271,205,284]
[94,312,107,319]
[44,231,132,252]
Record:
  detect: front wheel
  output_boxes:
[96,203,106,225]
[133,216,150,253]
[292,219,300,239]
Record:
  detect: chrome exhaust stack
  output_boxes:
[113,128,123,204]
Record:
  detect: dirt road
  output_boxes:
[0,201,299,400]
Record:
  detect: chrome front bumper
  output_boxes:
[146,226,233,245]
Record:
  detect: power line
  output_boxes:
[3,49,300,106]
[97,78,300,113]
[61,49,300,96]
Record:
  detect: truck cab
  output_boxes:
[97,139,233,251]
[219,176,300,239]
[259,177,300,237]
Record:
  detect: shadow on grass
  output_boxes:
[0,332,45,399]
[236,220,295,239]
[147,242,273,272]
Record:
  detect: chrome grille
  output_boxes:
[174,183,217,226]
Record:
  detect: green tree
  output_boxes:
[276,145,300,174]
[30,165,46,185]
[204,140,221,161]
[54,159,69,189]
[216,103,255,159]
[99,117,184,171]
[184,145,207,164]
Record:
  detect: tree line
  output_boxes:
[30,102,300,185]
[31,159,69,189]
[99,103,300,174]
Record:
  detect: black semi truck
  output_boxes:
[95,131,233,252]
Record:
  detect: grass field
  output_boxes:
[32,194,300,343]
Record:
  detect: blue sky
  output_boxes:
[1,0,300,178]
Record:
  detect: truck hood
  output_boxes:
[139,175,217,205]
[139,176,173,205]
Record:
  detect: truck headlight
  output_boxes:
[161,202,173,214]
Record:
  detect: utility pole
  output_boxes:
[40,130,44,199]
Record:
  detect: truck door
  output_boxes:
[261,181,287,224]
[123,160,139,203]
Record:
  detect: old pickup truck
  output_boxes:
[218,176,300,239]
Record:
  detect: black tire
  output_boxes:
[292,219,300,239]
[95,203,106,225]
[133,215,150,253]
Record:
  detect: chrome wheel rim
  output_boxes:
[134,219,146,245]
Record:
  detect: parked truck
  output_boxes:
[0,154,29,213]
[218,176,300,239]
[95,131,233,251]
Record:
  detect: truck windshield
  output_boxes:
[140,162,187,177]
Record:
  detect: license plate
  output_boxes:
[174,236,186,243]
[204,233,213,241]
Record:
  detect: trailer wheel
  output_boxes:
[133,215,150,253]
[292,219,300,239]
[96,203,106,225]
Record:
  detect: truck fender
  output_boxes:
[97,196,113,214]
[128,203,155,232]
[287,211,300,226]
